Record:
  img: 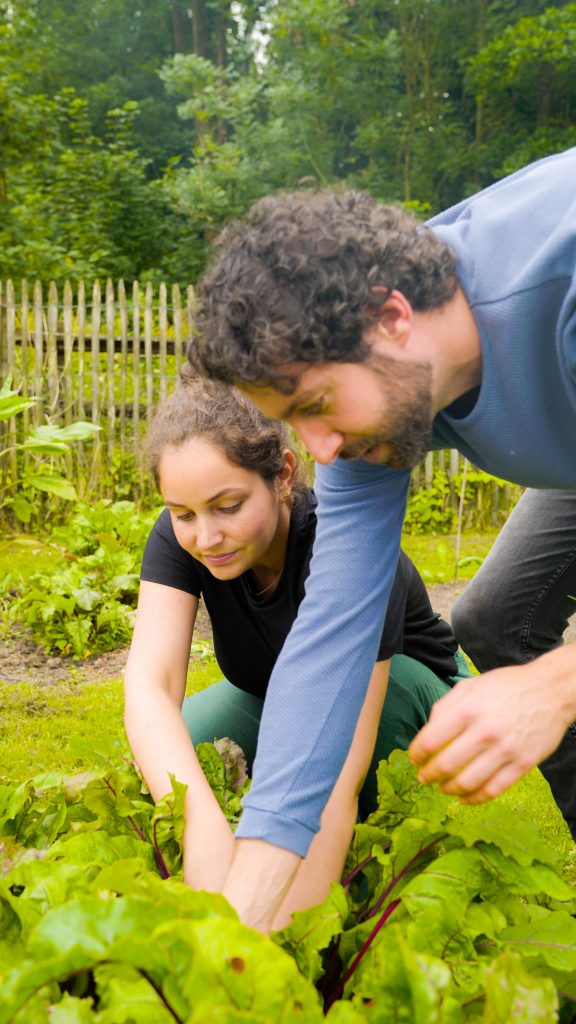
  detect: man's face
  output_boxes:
[241,352,434,468]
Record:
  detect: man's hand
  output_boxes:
[409,645,576,803]
[222,839,301,934]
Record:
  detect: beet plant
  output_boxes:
[1,744,575,1022]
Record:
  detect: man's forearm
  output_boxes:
[222,839,301,933]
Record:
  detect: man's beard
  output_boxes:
[339,355,434,470]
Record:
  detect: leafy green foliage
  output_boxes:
[7,500,160,657]
[1,745,574,1021]
[0,737,319,1024]
[275,751,576,1021]
[404,469,522,535]
[2,1,574,283]
[0,379,101,524]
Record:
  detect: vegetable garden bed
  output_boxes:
[1,745,575,1023]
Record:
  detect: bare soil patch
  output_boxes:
[1,582,574,689]
[0,600,214,688]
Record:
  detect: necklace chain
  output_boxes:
[247,569,282,598]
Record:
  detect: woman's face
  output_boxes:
[158,437,290,580]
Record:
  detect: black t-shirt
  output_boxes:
[140,490,458,698]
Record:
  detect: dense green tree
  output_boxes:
[1,0,574,284]
[466,2,576,180]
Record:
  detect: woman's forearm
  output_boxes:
[271,661,390,931]
[124,687,234,891]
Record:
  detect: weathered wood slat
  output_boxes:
[6,281,18,481]
[46,282,59,414]
[106,278,116,469]
[119,279,128,464]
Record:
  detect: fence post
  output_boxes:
[159,281,168,404]
[132,280,140,441]
[105,278,116,476]
[173,284,182,374]
[118,279,128,475]
[33,281,43,428]
[144,281,154,424]
[76,280,86,479]
[186,285,195,356]
[20,280,30,473]
[90,280,102,487]
[46,282,59,416]
[77,281,86,420]
[6,281,18,482]
[62,281,74,425]
[0,281,4,384]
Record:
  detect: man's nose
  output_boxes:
[295,422,344,464]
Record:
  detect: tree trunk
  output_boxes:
[171,2,189,54]
[192,0,210,58]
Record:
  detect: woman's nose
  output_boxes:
[195,517,224,551]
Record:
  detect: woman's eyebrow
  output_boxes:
[165,488,243,508]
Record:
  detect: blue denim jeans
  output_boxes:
[451,488,576,840]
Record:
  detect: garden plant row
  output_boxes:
[1,742,575,1023]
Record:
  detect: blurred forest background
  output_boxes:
[1,0,576,288]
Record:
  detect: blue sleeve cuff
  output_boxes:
[235,807,317,858]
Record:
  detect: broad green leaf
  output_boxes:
[345,926,459,1023]
[445,805,560,868]
[93,963,174,1023]
[482,950,558,1023]
[23,474,77,500]
[0,393,36,420]
[174,915,324,1022]
[48,994,95,1023]
[21,436,70,454]
[49,422,101,442]
[501,912,576,972]
[274,883,349,982]
[401,847,492,916]
[325,1004,369,1023]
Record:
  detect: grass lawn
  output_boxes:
[401,530,499,584]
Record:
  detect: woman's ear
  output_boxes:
[278,449,297,501]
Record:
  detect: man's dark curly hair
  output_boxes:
[188,189,458,392]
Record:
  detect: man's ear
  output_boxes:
[364,288,413,350]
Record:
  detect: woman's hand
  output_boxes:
[125,580,235,891]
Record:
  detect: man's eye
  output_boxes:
[300,401,325,416]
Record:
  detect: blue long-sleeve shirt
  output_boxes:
[236,146,576,856]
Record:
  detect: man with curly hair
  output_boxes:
[188,147,576,931]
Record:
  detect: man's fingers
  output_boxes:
[409,684,478,766]
[456,760,531,805]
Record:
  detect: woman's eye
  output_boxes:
[175,510,195,522]
[219,503,242,514]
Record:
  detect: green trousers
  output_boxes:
[182,651,471,820]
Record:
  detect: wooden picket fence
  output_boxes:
[0,278,194,504]
[0,278,518,524]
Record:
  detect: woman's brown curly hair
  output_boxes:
[145,375,305,498]
[188,189,458,392]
